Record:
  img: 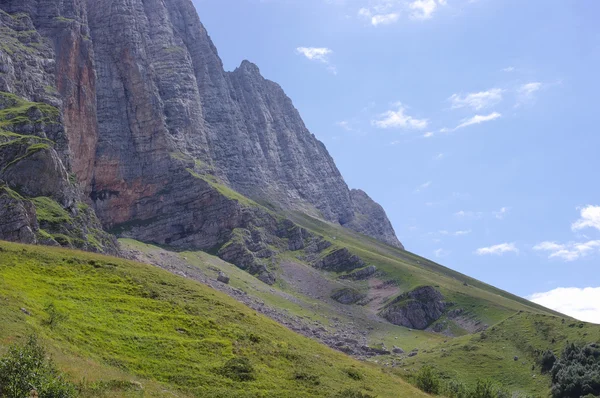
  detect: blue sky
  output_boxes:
[194,0,600,323]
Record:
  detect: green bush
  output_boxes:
[540,350,557,374]
[551,343,600,398]
[219,357,256,382]
[415,366,441,394]
[344,368,363,381]
[471,379,496,398]
[443,379,469,398]
[0,335,76,398]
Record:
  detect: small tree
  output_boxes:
[0,335,76,398]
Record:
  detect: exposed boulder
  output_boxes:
[313,248,365,273]
[340,265,377,280]
[379,286,447,330]
[331,288,366,305]
[217,272,230,284]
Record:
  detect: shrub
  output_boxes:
[344,368,363,381]
[551,343,600,398]
[471,379,496,398]
[43,303,67,329]
[0,335,76,398]
[443,379,469,398]
[540,350,557,374]
[219,357,255,382]
[293,371,320,385]
[415,366,441,394]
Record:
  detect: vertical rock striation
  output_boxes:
[0,0,402,254]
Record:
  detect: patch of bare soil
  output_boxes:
[366,278,400,313]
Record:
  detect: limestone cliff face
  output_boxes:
[0,4,116,253]
[0,0,402,252]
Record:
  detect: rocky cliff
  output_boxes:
[0,0,402,254]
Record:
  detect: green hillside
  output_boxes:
[0,240,427,398]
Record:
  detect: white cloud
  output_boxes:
[372,103,428,130]
[455,210,483,219]
[296,47,337,74]
[336,121,352,131]
[454,229,472,236]
[534,240,600,262]
[414,181,432,193]
[372,12,401,25]
[440,112,502,133]
[409,0,446,20]
[439,229,471,236]
[572,205,600,232]
[423,132,434,138]
[503,66,515,72]
[435,248,450,258]
[434,153,445,160]
[493,207,510,220]
[516,82,543,105]
[529,287,600,324]
[449,88,504,111]
[476,243,518,256]
[455,112,502,130]
[358,7,400,26]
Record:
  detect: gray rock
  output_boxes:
[379,286,447,330]
[314,248,365,273]
[331,288,366,305]
[217,272,230,284]
[340,265,377,280]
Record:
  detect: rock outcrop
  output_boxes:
[331,288,366,305]
[0,9,116,253]
[379,286,447,330]
[0,0,402,256]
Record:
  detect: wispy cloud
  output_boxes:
[358,6,400,26]
[455,210,483,219]
[493,207,510,220]
[423,132,434,138]
[454,112,502,130]
[503,66,515,72]
[435,248,450,258]
[534,240,600,262]
[296,47,337,74]
[372,102,428,130]
[516,82,543,106]
[572,205,600,232]
[438,229,472,237]
[449,88,504,111]
[409,0,447,20]
[414,181,432,193]
[533,205,600,262]
[529,287,600,324]
[476,243,519,256]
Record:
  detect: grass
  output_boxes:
[398,312,600,396]
[0,240,428,398]
[0,92,60,129]
[186,168,260,208]
[31,197,72,225]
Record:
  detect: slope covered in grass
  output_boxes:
[0,240,427,398]
[398,312,600,396]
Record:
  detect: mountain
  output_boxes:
[0,0,401,255]
[1,1,599,397]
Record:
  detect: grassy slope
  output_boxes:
[0,240,427,398]
[399,312,600,396]
[287,211,562,323]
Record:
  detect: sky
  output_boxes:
[193,0,600,323]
